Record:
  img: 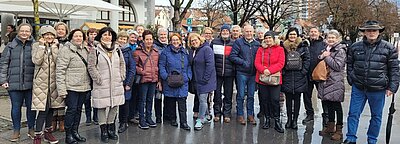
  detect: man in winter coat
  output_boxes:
[229,25,260,125]
[343,20,400,144]
[211,24,235,123]
[303,27,326,124]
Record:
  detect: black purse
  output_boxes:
[167,53,185,88]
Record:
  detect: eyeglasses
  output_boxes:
[191,39,199,43]
[19,30,31,33]
[205,33,212,35]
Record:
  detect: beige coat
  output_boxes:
[31,42,65,111]
[56,42,91,96]
[88,43,126,108]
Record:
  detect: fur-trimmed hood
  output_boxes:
[283,37,308,51]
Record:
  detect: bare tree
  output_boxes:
[199,0,227,27]
[258,0,303,31]
[224,0,265,26]
[169,0,195,31]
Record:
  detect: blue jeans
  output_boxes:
[236,74,256,116]
[198,93,209,120]
[345,86,386,144]
[138,82,156,122]
[8,90,36,130]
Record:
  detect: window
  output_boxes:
[98,0,136,23]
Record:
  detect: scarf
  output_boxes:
[283,37,302,51]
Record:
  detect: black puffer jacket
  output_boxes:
[347,36,399,93]
[211,37,235,77]
[281,39,310,94]
[308,37,326,79]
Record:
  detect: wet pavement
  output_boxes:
[0,86,399,144]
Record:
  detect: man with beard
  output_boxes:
[211,24,235,123]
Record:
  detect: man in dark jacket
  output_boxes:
[343,21,399,144]
[303,27,326,124]
[153,28,169,123]
[211,24,235,123]
[0,23,36,141]
[229,25,260,125]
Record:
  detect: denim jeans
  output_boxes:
[8,90,36,130]
[345,86,386,144]
[198,93,209,120]
[214,76,234,117]
[236,74,256,116]
[129,84,140,120]
[65,90,88,131]
[138,82,156,122]
[84,93,97,122]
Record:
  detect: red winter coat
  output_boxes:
[254,45,285,85]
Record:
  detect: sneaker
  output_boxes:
[33,133,42,144]
[194,119,203,131]
[44,128,59,144]
[10,131,20,142]
[27,129,35,139]
[129,118,140,124]
[146,119,157,128]
[214,115,220,122]
[138,121,149,129]
[86,121,92,126]
[223,117,231,123]
[206,114,213,121]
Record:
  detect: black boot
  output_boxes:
[72,129,86,142]
[322,113,329,127]
[291,115,298,129]
[107,123,118,140]
[274,118,284,133]
[118,122,128,133]
[100,124,109,143]
[65,129,78,144]
[285,114,292,128]
[262,116,271,129]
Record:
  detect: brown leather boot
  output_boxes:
[59,116,65,132]
[44,127,59,144]
[10,130,20,142]
[247,115,256,125]
[319,122,335,136]
[237,116,246,125]
[331,125,343,141]
[51,116,58,131]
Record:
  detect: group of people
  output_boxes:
[0,19,398,144]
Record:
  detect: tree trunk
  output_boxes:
[233,12,238,25]
[172,10,181,32]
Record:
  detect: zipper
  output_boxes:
[21,43,26,89]
[222,42,225,76]
[292,71,295,94]
[47,46,51,103]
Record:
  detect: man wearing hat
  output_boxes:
[211,24,235,123]
[344,20,399,144]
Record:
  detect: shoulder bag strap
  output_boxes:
[75,51,88,67]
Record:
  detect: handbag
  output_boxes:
[312,60,329,81]
[167,53,185,88]
[135,51,152,84]
[259,48,281,85]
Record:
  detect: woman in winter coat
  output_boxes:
[31,25,62,144]
[254,31,285,133]
[116,31,136,133]
[188,33,217,131]
[52,22,69,132]
[159,33,192,131]
[317,30,346,141]
[281,27,310,130]
[87,27,126,143]
[56,29,90,144]
[133,30,159,129]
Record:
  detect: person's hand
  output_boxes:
[1,83,9,89]
[125,85,131,91]
[157,81,162,91]
[264,69,271,76]
[38,38,45,46]
[386,90,394,97]
[53,39,59,45]
[321,51,331,58]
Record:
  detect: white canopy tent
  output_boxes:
[0,0,128,21]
